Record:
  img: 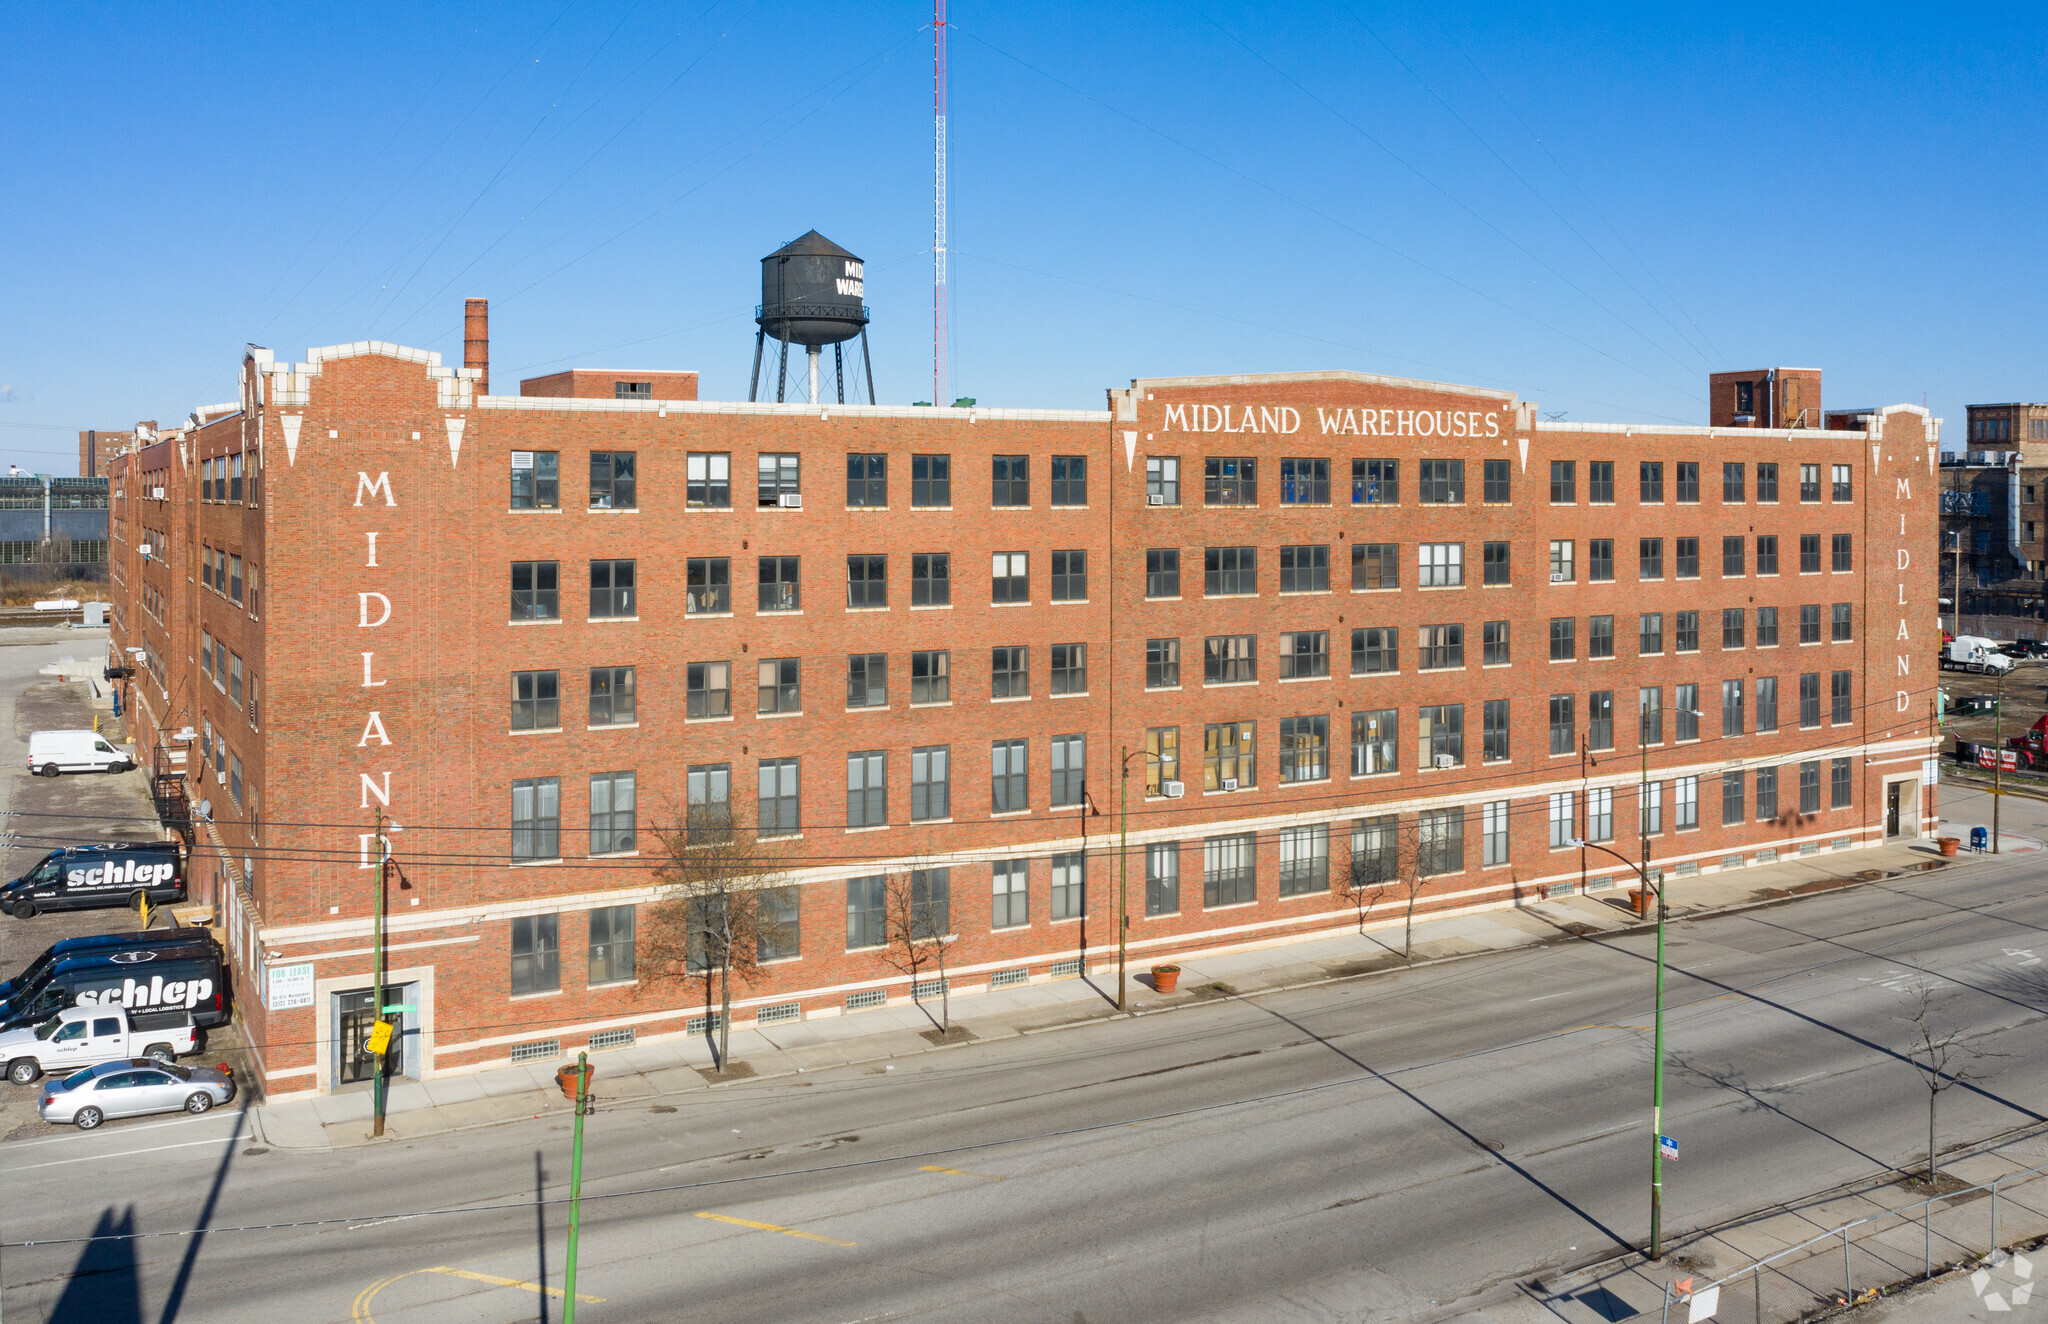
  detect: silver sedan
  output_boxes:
[38,1058,234,1129]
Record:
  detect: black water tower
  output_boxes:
[750,230,876,404]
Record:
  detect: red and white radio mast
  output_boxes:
[932,0,949,407]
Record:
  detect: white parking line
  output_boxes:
[6,1126,244,1173]
[3,1109,240,1149]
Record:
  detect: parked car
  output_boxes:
[38,1059,234,1129]
[0,1005,198,1084]
[0,937,230,1034]
[0,840,184,917]
[26,730,134,777]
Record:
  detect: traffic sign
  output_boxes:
[365,1019,395,1055]
[382,1004,418,1015]
[1659,1134,1679,1161]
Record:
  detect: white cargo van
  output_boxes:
[26,731,134,777]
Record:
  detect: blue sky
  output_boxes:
[2,2,2041,468]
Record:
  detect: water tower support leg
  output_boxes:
[861,327,877,405]
[749,329,765,402]
[808,346,820,405]
[835,344,845,405]
[776,341,789,403]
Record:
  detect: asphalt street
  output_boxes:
[2,781,2046,1323]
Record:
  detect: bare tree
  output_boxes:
[641,805,792,1071]
[1902,987,2003,1183]
[1342,815,1435,958]
[881,866,958,1033]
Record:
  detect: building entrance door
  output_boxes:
[1886,782,1906,839]
[336,987,404,1086]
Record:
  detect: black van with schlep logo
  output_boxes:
[0,841,185,918]
[0,938,230,1033]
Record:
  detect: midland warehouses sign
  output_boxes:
[1161,403,1508,438]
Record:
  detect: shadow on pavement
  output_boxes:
[154,1096,250,1323]
[50,1206,141,1324]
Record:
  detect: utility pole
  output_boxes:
[1117,748,1131,1011]
[1993,667,2004,853]
[371,806,391,1138]
[562,1051,592,1324]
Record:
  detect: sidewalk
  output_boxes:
[252,830,2035,1152]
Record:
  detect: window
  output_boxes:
[1419,543,1463,587]
[1146,843,1180,916]
[615,381,651,399]
[1483,541,1510,585]
[847,750,886,827]
[846,876,887,949]
[591,452,636,509]
[757,655,794,709]
[1590,615,1614,659]
[510,914,560,994]
[1641,461,1664,503]
[1051,643,1087,694]
[1353,458,1398,504]
[1280,631,1329,678]
[1350,816,1399,890]
[1833,464,1852,502]
[1146,638,1181,689]
[1589,460,1614,504]
[1049,455,1087,506]
[1549,791,1574,848]
[1831,533,1852,572]
[1549,694,1575,754]
[1419,459,1464,503]
[1205,634,1256,684]
[758,453,801,508]
[992,455,1029,506]
[1352,627,1397,674]
[513,670,560,730]
[1640,612,1664,655]
[992,739,1028,812]
[1831,670,1852,723]
[1588,689,1614,750]
[1203,721,1255,789]
[1353,710,1396,774]
[200,631,213,680]
[756,556,800,613]
[1796,534,1820,575]
[911,650,949,704]
[511,777,560,862]
[1483,699,1509,762]
[1550,616,1576,661]
[1483,620,1509,666]
[511,561,559,620]
[1638,685,1663,745]
[1756,676,1778,732]
[1418,704,1463,766]
[591,666,636,725]
[511,451,559,510]
[846,653,886,708]
[1146,726,1180,794]
[1722,771,1745,825]
[230,452,244,502]
[1281,544,1331,592]
[1204,834,1257,906]
[1800,463,1821,503]
[1722,608,1745,650]
[1479,801,1510,867]
[1832,757,1853,807]
[686,557,730,614]
[1735,381,1755,415]
[1673,537,1698,580]
[1675,610,1699,652]
[992,859,1028,928]
[1205,457,1257,505]
[1417,623,1463,670]
[588,905,635,983]
[758,888,800,962]
[1675,775,1698,829]
[228,654,243,707]
[992,646,1029,699]
[1279,824,1329,895]
[1799,673,1821,727]
[1146,548,1180,598]
[758,758,799,836]
[1051,550,1088,601]
[1052,852,1087,920]
[589,559,635,618]
[846,554,887,609]
[1757,606,1779,646]
[1755,766,1779,822]
[1549,540,1574,583]
[1832,603,1852,641]
[910,552,950,607]
[1280,715,1330,781]
[1756,463,1779,503]
[912,453,951,507]
[1676,462,1699,503]
[1353,542,1399,590]
[1145,455,1179,505]
[846,453,886,507]
[1799,761,1821,814]
[1484,458,1511,503]
[590,772,636,855]
[687,453,731,508]
[1722,536,1745,577]
[1586,787,1613,842]
[1550,460,1575,504]
[228,555,243,604]
[687,662,731,719]
[992,551,1028,604]
[1722,462,1745,503]
[1206,546,1257,595]
[1280,458,1329,504]
[1638,781,1662,837]
[1722,679,1744,735]
[1756,535,1778,576]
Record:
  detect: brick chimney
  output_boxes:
[464,298,489,395]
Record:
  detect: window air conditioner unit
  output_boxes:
[777,493,803,508]
[1433,753,1456,769]
[1147,493,1166,506]
[1550,572,1568,582]
[1162,780,1185,798]
[1221,778,1239,791]
[152,488,166,500]
[138,545,152,557]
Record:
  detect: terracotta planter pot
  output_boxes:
[1937,837,1961,858]
[1151,965,1181,994]
[1629,888,1649,918]
[555,1063,592,1101]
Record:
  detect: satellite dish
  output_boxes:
[194,800,212,819]
[172,726,197,742]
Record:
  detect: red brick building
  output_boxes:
[104,324,1943,1099]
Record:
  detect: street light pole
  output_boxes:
[371,806,389,1139]
[1993,666,2004,853]
[1118,748,1130,1012]
[1573,834,1663,1260]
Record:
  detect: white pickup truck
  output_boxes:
[0,1005,197,1084]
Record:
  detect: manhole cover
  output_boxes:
[1475,1138,1504,1152]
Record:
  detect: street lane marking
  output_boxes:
[919,1164,1004,1181]
[5,1111,239,1148]
[695,1210,855,1246]
[428,1266,604,1302]
[8,1130,244,1172]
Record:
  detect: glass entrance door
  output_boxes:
[1886,782,1905,838]
[337,987,404,1085]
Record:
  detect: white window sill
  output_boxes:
[1205,679,1258,689]
[847,506,892,513]
[845,705,891,714]
[1146,684,1184,693]
[587,615,639,624]
[1418,583,1466,591]
[845,606,890,614]
[683,506,733,514]
[510,989,565,1000]
[587,506,639,515]
[912,817,954,826]
[509,618,563,627]
[911,700,953,709]
[1050,598,1090,606]
[991,694,1032,703]
[587,979,639,989]
[686,714,735,725]
[757,709,803,720]
[1549,657,1577,664]
[911,603,954,611]
[509,858,564,868]
[1279,775,1331,787]
[588,850,641,859]
[1050,690,1090,699]
[1351,587,1400,594]
[506,508,565,516]
[1278,589,1332,597]
[990,506,1035,512]
[991,601,1033,608]
[911,506,954,512]
[845,824,891,835]
[1280,673,1331,683]
[1203,787,1256,797]
[991,808,1032,818]
[686,611,735,620]
[759,609,803,617]
[509,727,564,737]
[1203,900,1259,912]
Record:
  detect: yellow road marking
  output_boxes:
[920,1164,1005,1181]
[694,1210,855,1246]
[428,1266,605,1302]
